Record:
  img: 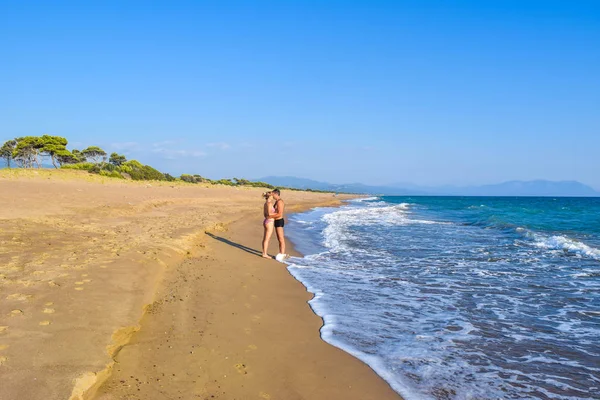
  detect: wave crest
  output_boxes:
[527,232,600,260]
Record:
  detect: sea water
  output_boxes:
[286,196,600,400]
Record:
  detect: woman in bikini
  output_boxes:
[262,191,276,258]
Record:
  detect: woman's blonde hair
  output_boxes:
[262,191,272,199]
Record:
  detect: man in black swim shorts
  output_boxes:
[269,189,286,256]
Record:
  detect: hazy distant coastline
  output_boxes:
[258,176,600,197]
[2,155,596,197]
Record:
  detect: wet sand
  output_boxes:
[0,169,400,400]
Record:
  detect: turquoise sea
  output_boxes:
[287,196,600,400]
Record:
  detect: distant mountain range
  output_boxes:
[258,176,600,197]
[3,162,597,197]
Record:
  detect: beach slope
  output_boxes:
[0,169,399,400]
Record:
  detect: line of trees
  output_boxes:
[1,135,170,181]
[1,135,336,192]
[0,135,108,168]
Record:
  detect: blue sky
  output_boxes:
[2,1,599,188]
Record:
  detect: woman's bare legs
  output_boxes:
[262,222,274,258]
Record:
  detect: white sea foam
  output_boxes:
[286,261,433,400]
[528,232,600,260]
[285,199,600,400]
[321,205,407,251]
[398,202,411,210]
[352,196,380,202]
[324,204,409,226]
[571,270,600,279]
[321,203,449,251]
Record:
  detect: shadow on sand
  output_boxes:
[205,232,271,258]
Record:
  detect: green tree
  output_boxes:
[109,152,127,166]
[71,149,82,160]
[180,174,196,183]
[13,136,43,168]
[56,151,80,165]
[81,146,107,163]
[1,139,17,168]
[234,178,250,185]
[39,135,69,168]
[180,174,206,183]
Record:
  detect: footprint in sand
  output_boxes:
[244,328,252,335]
[45,302,54,306]
[6,293,33,301]
[246,344,258,351]
[75,287,84,291]
[0,344,9,351]
[43,308,55,314]
[82,274,89,277]
[75,281,84,285]
[39,321,51,326]
[0,356,7,366]
[234,363,248,375]
[244,303,252,309]
[0,326,7,334]
[83,279,92,283]
[259,392,271,399]
[10,310,23,317]
[251,315,261,322]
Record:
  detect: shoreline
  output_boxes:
[284,202,410,399]
[1,170,400,400]
[93,203,401,399]
[285,203,413,399]
[83,197,353,399]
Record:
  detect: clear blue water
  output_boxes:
[286,196,600,400]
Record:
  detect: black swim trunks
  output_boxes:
[274,219,285,228]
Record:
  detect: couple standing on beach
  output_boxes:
[262,188,288,260]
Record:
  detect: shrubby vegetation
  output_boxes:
[232,178,275,189]
[180,174,208,184]
[1,135,335,192]
[60,162,97,171]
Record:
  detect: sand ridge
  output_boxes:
[93,214,401,400]
[1,169,357,399]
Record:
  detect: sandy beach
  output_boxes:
[0,169,400,400]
